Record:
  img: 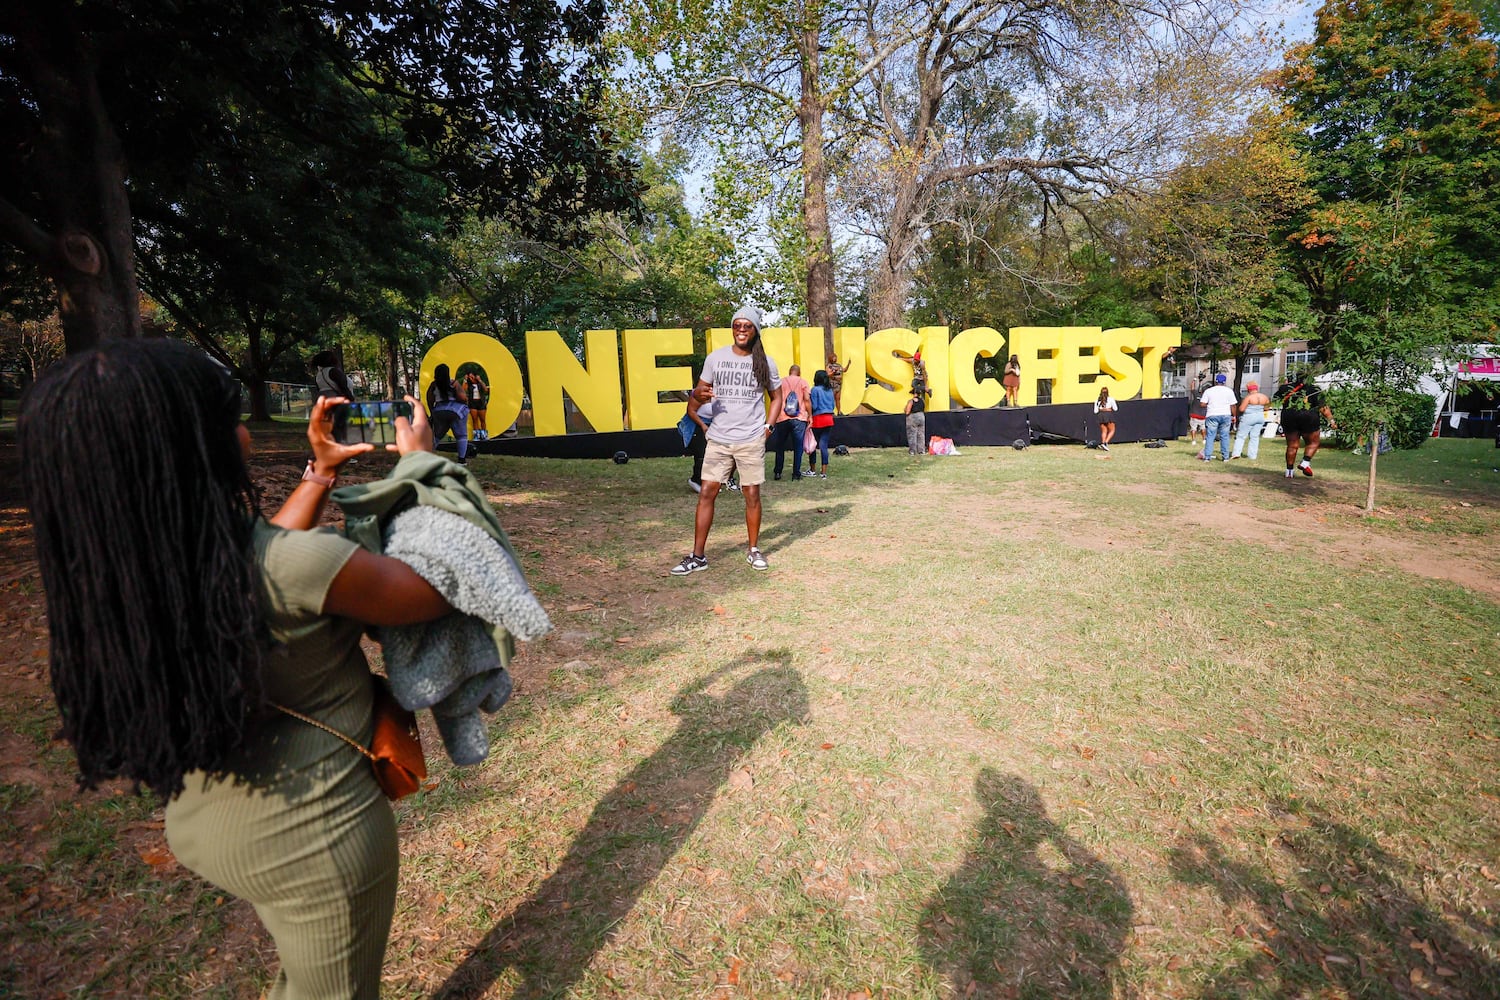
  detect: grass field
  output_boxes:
[1,432,1497,999]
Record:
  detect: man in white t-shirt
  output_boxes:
[670,306,782,575]
[1200,373,1238,462]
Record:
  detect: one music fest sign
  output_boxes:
[421,325,1182,437]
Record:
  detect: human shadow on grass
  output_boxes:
[1168,797,1500,999]
[919,770,1134,999]
[746,500,852,556]
[433,654,809,999]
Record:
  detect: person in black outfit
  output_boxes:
[1274,372,1336,477]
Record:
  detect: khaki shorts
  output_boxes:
[703,437,766,486]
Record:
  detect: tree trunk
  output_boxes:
[245,325,272,422]
[7,11,143,353]
[797,19,837,361]
[385,337,401,398]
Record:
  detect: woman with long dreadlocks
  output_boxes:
[19,339,454,999]
[670,305,783,575]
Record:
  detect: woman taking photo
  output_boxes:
[1003,354,1021,407]
[20,339,454,1000]
[1094,385,1118,452]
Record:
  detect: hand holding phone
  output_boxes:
[388,395,434,455]
[331,400,415,447]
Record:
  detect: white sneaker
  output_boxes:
[689,478,702,494]
[747,547,769,571]
[1285,467,1295,478]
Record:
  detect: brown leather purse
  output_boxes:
[274,677,427,800]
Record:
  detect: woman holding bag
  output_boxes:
[19,339,457,1000]
[808,369,837,477]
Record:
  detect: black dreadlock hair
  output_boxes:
[745,333,774,399]
[19,339,267,799]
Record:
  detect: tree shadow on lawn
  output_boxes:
[919,769,1134,999]
[433,652,809,998]
[1168,797,1500,999]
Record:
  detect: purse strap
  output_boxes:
[271,703,377,764]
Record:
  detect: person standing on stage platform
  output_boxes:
[1003,355,1021,407]
[1093,385,1118,452]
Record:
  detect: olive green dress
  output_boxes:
[166,521,397,1000]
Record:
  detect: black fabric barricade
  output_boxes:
[1026,398,1187,444]
[463,398,1189,459]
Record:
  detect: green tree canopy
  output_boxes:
[0,0,640,353]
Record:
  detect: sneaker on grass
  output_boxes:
[670,554,708,575]
[727,478,741,492]
[1285,467,1296,478]
[746,547,769,571]
[1300,459,1314,477]
[688,478,702,494]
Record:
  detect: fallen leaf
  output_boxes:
[820,742,834,750]
[1075,745,1096,760]
[964,981,977,997]
[712,605,726,615]
[1069,876,1088,888]
[622,780,637,794]
[1324,954,1351,965]
[727,768,754,791]
[1262,619,1279,627]
[452,839,466,850]
[614,636,632,644]
[727,956,745,986]
[138,847,174,867]
[1166,956,1184,971]
[999,821,1017,837]
[1319,883,1332,894]
[1435,966,1457,977]
[1282,891,1297,911]
[1410,967,1429,987]
[564,603,593,612]
[1480,865,1496,881]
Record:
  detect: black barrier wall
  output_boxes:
[464,398,1190,459]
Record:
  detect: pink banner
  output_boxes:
[1459,358,1500,375]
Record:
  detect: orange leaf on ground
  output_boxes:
[712,606,726,615]
[727,956,745,985]
[1166,956,1184,971]
[138,847,174,867]
[820,742,834,750]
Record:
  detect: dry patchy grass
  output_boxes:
[1,430,1498,998]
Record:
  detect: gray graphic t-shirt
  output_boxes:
[699,345,781,444]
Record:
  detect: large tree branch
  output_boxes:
[0,197,57,265]
[684,75,799,115]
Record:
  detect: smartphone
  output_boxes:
[332,400,414,446]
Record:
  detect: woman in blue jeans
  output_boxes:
[425,363,470,464]
[808,369,836,477]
